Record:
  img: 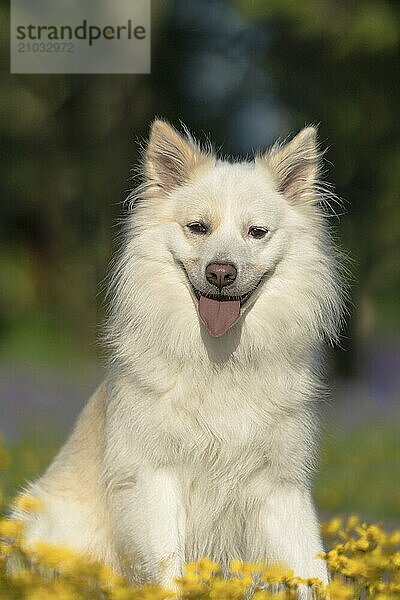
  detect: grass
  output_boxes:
[0,429,58,508]
[1,419,399,521]
[1,427,400,598]
[316,420,400,519]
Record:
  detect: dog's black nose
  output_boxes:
[206,262,237,290]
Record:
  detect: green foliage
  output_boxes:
[233,0,400,348]
[316,420,400,518]
[0,0,399,369]
[0,433,57,510]
[234,0,400,53]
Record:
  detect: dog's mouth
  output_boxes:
[189,286,254,307]
[179,263,263,338]
[193,287,256,338]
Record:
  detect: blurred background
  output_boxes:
[0,0,399,523]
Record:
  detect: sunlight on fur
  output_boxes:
[4,120,352,594]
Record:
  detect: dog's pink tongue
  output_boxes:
[198,296,240,337]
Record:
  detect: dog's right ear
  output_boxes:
[144,119,211,194]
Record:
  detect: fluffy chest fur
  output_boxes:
[106,349,316,487]
[104,357,317,571]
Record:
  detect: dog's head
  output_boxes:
[109,120,344,359]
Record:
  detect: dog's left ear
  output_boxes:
[144,119,211,194]
[260,126,322,204]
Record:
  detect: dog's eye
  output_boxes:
[249,226,268,239]
[187,222,208,235]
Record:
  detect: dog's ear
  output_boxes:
[144,119,211,193]
[261,127,322,204]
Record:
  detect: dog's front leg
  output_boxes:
[113,466,185,592]
[249,484,328,592]
[138,467,186,591]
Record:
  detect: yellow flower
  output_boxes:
[97,563,126,588]
[197,556,221,581]
[391,552,400,568]
[354,537,370,551]
[326,578,356,599]
[230,558,244,573]
[211,575,252,599]
[25,581,81,600]
[10,568,37,585]
[198,557,220,572]
[260,562,290,584]
[13,494,44,513]
[387,531,400,546]
[175,576,204,595]
[366,524,384,542]
[252,592,273,600]
[321,517,343,537]
[28,540,95,577]
[0,499,400,600]
[0,542,13,555]
[0,518,24,538]
[305,576,324,588]
[346,515,360,530]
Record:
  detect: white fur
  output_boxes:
[13,120,345,592]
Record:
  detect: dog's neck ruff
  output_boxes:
[198,295,240,337]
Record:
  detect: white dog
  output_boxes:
[14,119,345,591]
